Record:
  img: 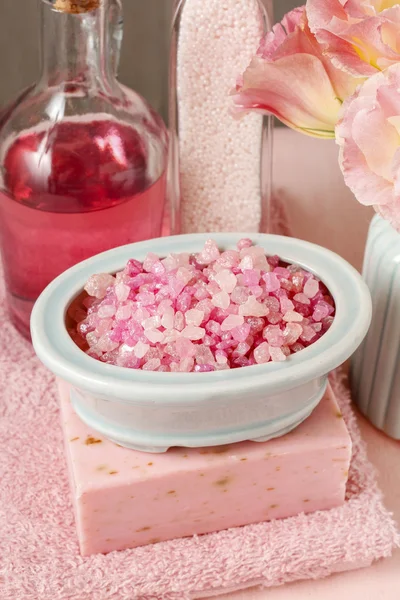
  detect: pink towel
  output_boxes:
[0,201,398,600]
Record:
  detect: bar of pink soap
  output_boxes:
[58,383,352,556]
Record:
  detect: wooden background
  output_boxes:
[0,0,297,120]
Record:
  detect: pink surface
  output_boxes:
[0,129,399,599]
[59,382,351,556]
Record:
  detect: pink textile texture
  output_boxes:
[0,201,399,600]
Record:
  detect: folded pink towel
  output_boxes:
[0,202,398,600]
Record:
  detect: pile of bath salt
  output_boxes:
[71,239,335,372]
[177,0,266,233]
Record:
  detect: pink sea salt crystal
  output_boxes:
[174,311,185,331]
[97,304,116,319]
[115,282,130,303]
[185,309,204,327]
[274,266,290,278]
[84,273,115,299]
[179,357,195,372]
[181,325,206,341]
[194,364,215,372]
[263,325,284,347]
[221,314,244,332]
[176,253,191,268]
[150,260,166,276]
[214,269,237,294]
[142,358,161,371]
[133,341,149,359]
[246,317,265,335]
[176,292,192,313]
[195,346,215,365]
[175,337,196,359]
[263,296,280,312]
[217,250,240,268]
[312,303,331,322]
[161,254,179,272]
[233,356,251,367]
[304,278,319,299]
[163,329,181,344]
[157,299,172,314]
[211,291,230,310]
[136,291,155,306]
[96,317,114,336]
[216,352,228,364]
[142,316,161,330]
[176,267,194,286]
[283,311,303,323]
[237,238,253,250]
[143,253,159,273]
[262,272,280,292]
[230,286,249,305]
[239,296,269,317]
[96,335,119,353]
[125,259,143,276]
[241,270,260,287]
[232,342,251,357]
[283,323,303,345]
[231,322,251,342]
[269,346,287,362]
[167,277,186,298]
[201,334,215,347]
[249,285,263,299]
[254,342,270,364]
[194,282,209,301]
[196,299,214,318]
[204,320,220,336]
[293,293,310,305]
[239,255,254,271]
[196,239,220,265]
[291,342,305,353]
[300,325,317,343]
[216,362,230,371]
[280,297,295,314]
[161,306,175,330]
[144,329,164,344]
[207,280,221,296]
[115,304,132,321]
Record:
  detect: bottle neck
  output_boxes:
[39,0,115,90]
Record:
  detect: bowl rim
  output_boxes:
[31,232,372,403]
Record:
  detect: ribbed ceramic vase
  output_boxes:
[351,214,400,439]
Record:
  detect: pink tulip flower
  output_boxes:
[336,63,400,231]
[234,6,358,138]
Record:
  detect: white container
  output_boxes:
[351,215,400,439]
[31,233,371,453]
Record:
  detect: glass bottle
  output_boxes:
[169,0,273,235]
[0,0,168,339]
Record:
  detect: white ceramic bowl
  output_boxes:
[31,233,372,452]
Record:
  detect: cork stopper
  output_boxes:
[52,0,100,13]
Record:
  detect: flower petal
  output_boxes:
[235,54,341,137]
[336,63,400,231]
[307,0,400,76]
[235,6,357,137]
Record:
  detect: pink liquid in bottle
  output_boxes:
[0,117,166,338]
